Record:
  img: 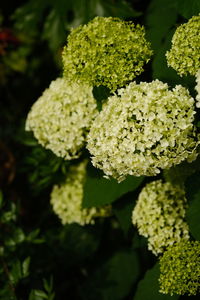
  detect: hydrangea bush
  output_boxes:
[9,6,200,299]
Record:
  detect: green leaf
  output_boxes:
[9,260,22,285]
[134,263,179,300]
[185,171,200,240]
[82,166,144,208]
[92,85,110,111]
[0,190,3,208]
[22,257,30,278]
[29,290,47,300]
[163,156,200,186]
[43,276,54,293]
[59,224,100,265]
[81,250,140,300]
[187,193,200,240]
[176,0,200,19]
[113,195,136,235]
[42,9,66,51]
[12,0,49,34]
[146,0,178,49]
[100,0,141,18]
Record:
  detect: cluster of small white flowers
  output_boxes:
[195,70,200,108]
[26,78,97,160]
[50,161,111,225]
[87,80,198,181]
[132,180,189,255]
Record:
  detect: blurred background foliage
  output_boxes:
[0,0,200,299]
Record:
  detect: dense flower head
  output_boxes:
[25,78,97,160]
[50,161,111,225]
[166,15,200,76]
[195,69,200,108]
[87,80,198,181]
[159,241,200,295]
[62,16,152,91]
[132,180,189,255]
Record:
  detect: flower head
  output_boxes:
[26,78,97,160]
[195,69,200,107]
[166,15,200,76]
[87,80,198,181]
[62,16,152,91]
[159,240,200,295]
[132,180,189,255]
[50,161,111,225]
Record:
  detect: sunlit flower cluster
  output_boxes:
[195,69,200,108]
[62,16,152,91]
[132,180,189,255]
[87,80,198,181]
[50,161,111,225]
[166,15,200,76]
[26,78,97,160]
[159,241,200,295]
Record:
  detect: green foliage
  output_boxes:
[176,0,200,19]
[29,277,55,300]
[134,263,179,300]
[81,250,140,300]
[12,0,141,52]
[1,0,200,299]
[146,0,180,83]
[185,171,200,240]
[19,132,70,192]
[82,164,144,207]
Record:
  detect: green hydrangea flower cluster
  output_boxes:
[166,15,200,76]
[132,180,189,255]
[87,80,198,181]
[26,78,97,160]
[50,161,111,225]
[196,69,200,108]
[62,16,152,91]
[159,241,200,295]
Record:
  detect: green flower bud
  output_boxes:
[159,241,200,295]
[62,16,152,91]
[166,15,200,76]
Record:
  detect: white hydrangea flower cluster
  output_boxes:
[87,80,198,182]
[50,161,111,225]
[195,70,200,108]
[26,78,97,160]
[132,180,189,255]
